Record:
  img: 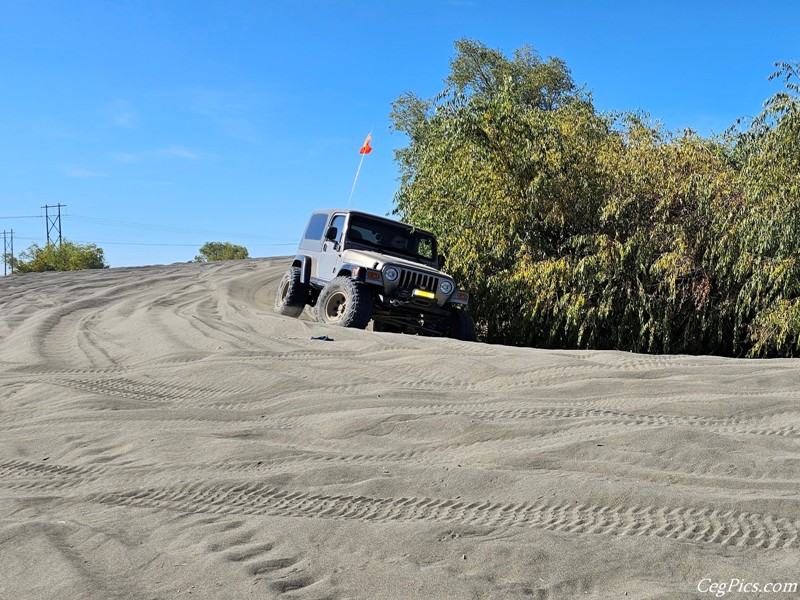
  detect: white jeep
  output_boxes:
[275,209,475,340]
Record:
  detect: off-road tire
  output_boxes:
[316,276,373,329]
[274,266,308,318]
[447,308,476,341]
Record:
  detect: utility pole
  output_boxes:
[43,204,65,246]
[2,229,13,275]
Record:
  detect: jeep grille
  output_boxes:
[398,269,439,292]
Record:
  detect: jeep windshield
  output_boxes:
[346,215,437,263]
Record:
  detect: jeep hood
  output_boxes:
[341,248,446,277]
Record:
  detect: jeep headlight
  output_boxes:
[384,267,399,282]
[440,280,454,295]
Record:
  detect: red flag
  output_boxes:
[359,133,372,154]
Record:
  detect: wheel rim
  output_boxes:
[278,278,290,303]
[323,291,347,322]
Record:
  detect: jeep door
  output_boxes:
[317,213,346,280]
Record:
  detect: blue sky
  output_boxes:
[1,0,798,268]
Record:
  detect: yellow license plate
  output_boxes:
[412,289,436,300]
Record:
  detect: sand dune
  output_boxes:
[1,258,799,599]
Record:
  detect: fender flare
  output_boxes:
[291,255,312,284]
[336,263,358,280]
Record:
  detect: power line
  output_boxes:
[2,207,297,249]
[68,240,296,247]
[65,214,288,241]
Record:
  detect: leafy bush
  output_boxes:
[12,240,106,273]
[194,242,249,262]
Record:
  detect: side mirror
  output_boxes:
[437,254,446,270]
[325,226,338,241]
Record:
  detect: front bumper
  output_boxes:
[352,263,470,308]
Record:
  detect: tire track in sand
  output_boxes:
[89,483,800,549]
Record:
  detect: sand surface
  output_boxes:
[1,258,799,599]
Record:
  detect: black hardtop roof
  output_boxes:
[312,209,434,236]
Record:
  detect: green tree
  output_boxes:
[584,120,739,353]
[12,240,106,273]
[391,39,611,345]
[194,241,249,262]
[390,39,741,354]
[719,61,800,355]
[392,44,800,357]
[446,38,578,110]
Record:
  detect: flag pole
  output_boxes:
[348,131,372,208]
[347,153,367,208]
